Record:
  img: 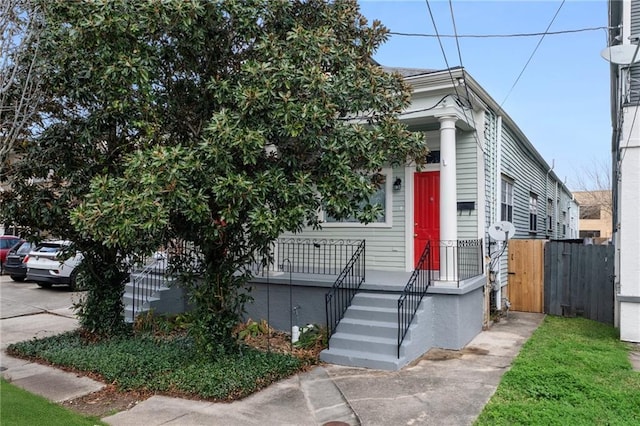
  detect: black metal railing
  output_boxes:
[457,239,483,280]
[252,238,365,277]
[325,240,366,342]
[433,239,484,283]
[128,256,167,323]
[397,241,432,358]
[126,239,199,323]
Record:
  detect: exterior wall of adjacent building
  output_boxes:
[573,190,613,242]
[610,0,640,342]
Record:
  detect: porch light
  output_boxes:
[393,178,402,191]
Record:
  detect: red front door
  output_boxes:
[414,171,440,269]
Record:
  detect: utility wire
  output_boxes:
[424,0,485,152]
[447,0,485,154]
[424,0,461,103]
[500,0,566,108]
[389,25,613,39]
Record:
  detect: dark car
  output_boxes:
[3,241,32,281]
[0,235,22,274]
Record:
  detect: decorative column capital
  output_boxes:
[437,115,457,129]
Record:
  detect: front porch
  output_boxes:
[245,237,485,370]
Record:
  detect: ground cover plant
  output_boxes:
[6,323,309,401]
[475,316,640,425]
[0,377,106,426]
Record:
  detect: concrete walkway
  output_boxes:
[2,310,546,425]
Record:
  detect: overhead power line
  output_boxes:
[500,0,566,108]
[389,25,613,39]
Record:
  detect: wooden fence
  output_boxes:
[505,240,614,324]
[507,239,545,313]
[544,241,615,324]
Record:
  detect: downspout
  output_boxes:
[495,115,503,310]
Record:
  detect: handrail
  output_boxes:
[129,255,167,323]
[397,241,432,358]
[325,240,366,343]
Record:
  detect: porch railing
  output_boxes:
[325,240,366,342]
[252,238,365,277]
[434,239,484,283]
[397,241,432,358]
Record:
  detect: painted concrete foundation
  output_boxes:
[246,273,486,369]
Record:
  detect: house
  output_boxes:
[240,65,576,370]
[573,190,613,243]
[607,0,640,343]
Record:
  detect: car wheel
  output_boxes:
[10,275,26,282]
[36,282,52,289]
[68,269,83,291]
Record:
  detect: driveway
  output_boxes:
[0,274,81,351]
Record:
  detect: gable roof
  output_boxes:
[381,65,462,78]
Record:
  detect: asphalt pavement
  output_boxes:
[0,273,550,425]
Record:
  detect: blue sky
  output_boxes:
[358,0,610,190]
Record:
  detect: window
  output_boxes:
[547,198,553,233]
[562,211,567,236]
[529,193,538,232]
[579,230,600,238]
[323,168,393,228]
[501,177,513,222]
[426,150,441,164]
[580,205,601,220]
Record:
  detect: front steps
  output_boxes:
[320,292,434,370]
[122,261,186,323]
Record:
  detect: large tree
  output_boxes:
[2,0,427,353]
[1,0,42,173]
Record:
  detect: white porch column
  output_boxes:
[439,115,458,281]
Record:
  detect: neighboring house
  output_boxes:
[607,0,640,343]
[573,190,613,243]
[240,65,575,370]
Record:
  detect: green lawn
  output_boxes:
[0,378,106,426]
[476,316,640,425]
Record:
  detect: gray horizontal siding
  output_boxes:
[456,131,479,239]
[287,166,407,271]
[630,0,640,105]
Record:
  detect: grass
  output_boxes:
[6,330,305,401]
[475,316,640,425]
[1,377,106,426]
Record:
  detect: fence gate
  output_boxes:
[507,239,545,313]
[544,241,614,324]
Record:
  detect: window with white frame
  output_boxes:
[529,193,538,232]
[322,168,393,227]
[547,198,553,233]
[501,177,514,222]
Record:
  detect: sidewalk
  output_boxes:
[2,310,545,425]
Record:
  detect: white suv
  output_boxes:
[25,240,83,290]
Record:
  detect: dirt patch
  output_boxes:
[61,385,149,418]
[419,346,490,362]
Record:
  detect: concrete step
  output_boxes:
[122,293,160,306]
[327,332,398,357]
[336,317,398,340]
[125,275,174,290]
[352,292,399,309]
[319,347,404,371]
[344,305,397,322]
